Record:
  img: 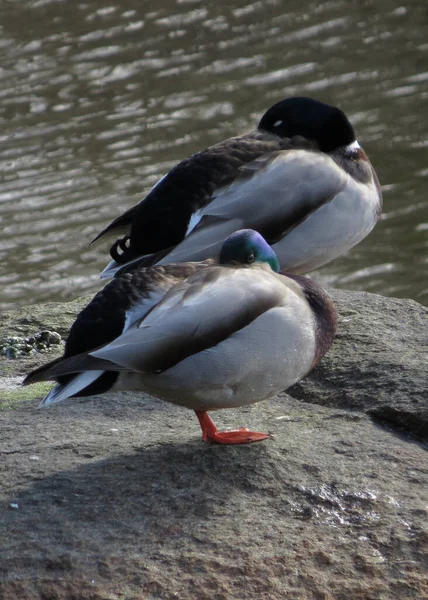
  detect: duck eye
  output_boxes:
[247,252,255,263]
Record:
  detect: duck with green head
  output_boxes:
[24,230,336,445]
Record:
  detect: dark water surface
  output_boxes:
[1,0,427,311]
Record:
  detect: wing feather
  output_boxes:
[93,266,286,373]
[42,267,289,380]
[154,151,346,265]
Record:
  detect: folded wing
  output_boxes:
[41,267,288,379]
[156,150,346,265]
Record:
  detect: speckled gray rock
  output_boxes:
[0,295,90,380]
[1,392,427,599]
[0,290,427,599]
[289,289,428,439]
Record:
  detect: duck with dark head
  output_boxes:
[93,96,382,280]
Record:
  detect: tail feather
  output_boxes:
[39,370,105,406]
[23,357,62,386]
[43,352,125,380]
[90,205,136,246]
[100,248,172,280]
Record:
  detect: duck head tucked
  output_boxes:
[96,95,381,280]
[219,228,280,272]
[24,230,337,446]
[258,96,356,153]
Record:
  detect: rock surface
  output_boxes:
[0,289,427,599]
[290,288,428,439]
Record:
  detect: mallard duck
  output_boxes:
[94,96,382,279]
[24,230,337,445]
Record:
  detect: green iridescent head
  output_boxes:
[219,229,280,272]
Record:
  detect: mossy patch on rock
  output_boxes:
[0,378,54,409]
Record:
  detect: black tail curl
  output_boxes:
[109,235,135,264]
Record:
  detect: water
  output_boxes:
[1,0,427,311]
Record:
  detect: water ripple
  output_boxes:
[0,0,427,309]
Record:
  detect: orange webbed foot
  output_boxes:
[195,410,271,445]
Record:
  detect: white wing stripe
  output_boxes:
[39,370,105,406]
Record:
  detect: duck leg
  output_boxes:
[194,410,270,445]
